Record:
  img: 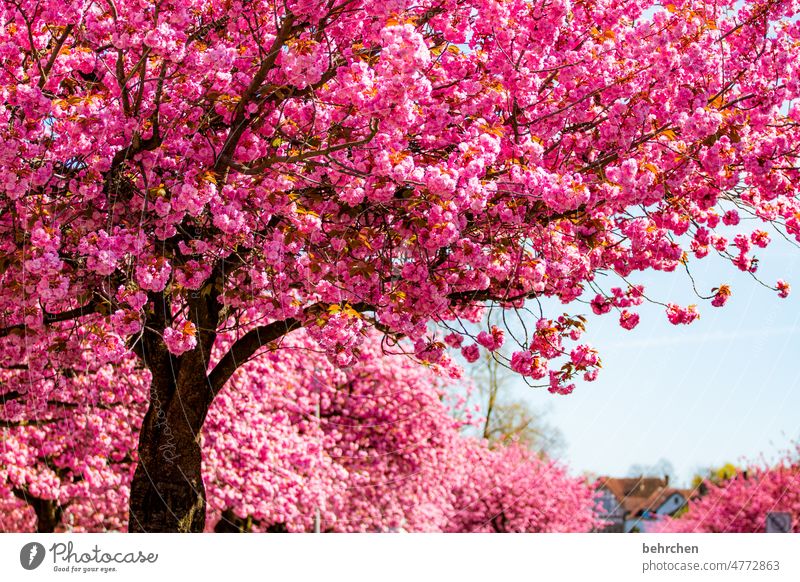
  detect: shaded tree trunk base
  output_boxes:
[12,488,64,533]
[128,457,206,532]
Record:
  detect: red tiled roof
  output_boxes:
[597,476,691,516]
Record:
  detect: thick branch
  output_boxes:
[214,14,296,177]
[38,24,74,89]
[232,119,380,175]
[208,287,534,395]
[0,390,23,404]
[208,302,373,394]
[0,418,61,428]
[208,317,303,395]
[0,301,100,338]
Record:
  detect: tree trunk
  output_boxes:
[13,489,63,533]
[213,509,254,533]
[33,498,63,533]
[128,291,220,532]
[128,343,215,532]
[128,413,206,532]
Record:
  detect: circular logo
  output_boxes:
[20,542,46,570]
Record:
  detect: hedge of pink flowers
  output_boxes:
[1,331,601,532]
[658,455,800,533]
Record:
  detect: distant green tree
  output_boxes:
[691,463,741,495]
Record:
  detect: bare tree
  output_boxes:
[468,351,564,457]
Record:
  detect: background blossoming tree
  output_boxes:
[202,331,466,533]
[203,331,600,533]
[0,323,145,532]
[657,451,800,533]
[1,0,800,531]
[444,439,600,533]
[0,331,601,533]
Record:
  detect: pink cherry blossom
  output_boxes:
[163,321,198,356]
[619,310,640,330]
[658,450,800,533]
[711,285,732,308]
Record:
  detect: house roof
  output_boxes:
[597,476,694,517]
[629,487,694,516]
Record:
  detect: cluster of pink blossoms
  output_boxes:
[0,0,797,401]
[657,451,800,533]
[666,304,701,325]
[162,319,198,356]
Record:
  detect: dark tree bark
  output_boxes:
[33,498,64,533]
[213,509,254,533]
[127,349,211,532]
[128,289,219,533]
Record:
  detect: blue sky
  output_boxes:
[499,230,800,485]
